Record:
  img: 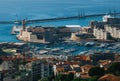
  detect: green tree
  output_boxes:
[88,67,105,77]
[38,77,49,81]
[0,59,3,64]
[67,73,74,81]
[54,73,74,81]
[54,74,67,81]
[107,62,120,76]
[19,60,28,65]
[54,76,60,81]
[72,78,87,81]
[88,76,100,81]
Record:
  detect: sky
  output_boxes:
[0,0,119,20]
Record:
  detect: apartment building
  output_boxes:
[31,60,53,81]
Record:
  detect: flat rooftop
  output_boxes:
[65,25,81,27]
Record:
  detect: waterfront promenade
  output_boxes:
[0,12,120,24]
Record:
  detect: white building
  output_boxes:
[0,61,13,71]
[93,25,120,40]
[93,15,120,40]
[31,60,52,81]
[105,25,120,39]
[65,25,81,33]
[93,28,109,40]
[103,15,111,22]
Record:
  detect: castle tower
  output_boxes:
[22,19,26,31]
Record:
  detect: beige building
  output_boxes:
[105,25,120,39]
[93,28,109,40]
[92,16,120,40]
[93,25,120,40]
[17,26,72,43]
[17,30,31,41]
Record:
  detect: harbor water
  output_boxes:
[0,0,120,42]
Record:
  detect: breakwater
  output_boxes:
[0,12,120,24]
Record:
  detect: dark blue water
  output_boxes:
[0,0,120,42]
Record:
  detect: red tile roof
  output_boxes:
[75,55,90,61]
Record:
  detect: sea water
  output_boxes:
[0,0,120,42]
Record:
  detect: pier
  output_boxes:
[0,12,120,24]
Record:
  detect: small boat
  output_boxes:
[84,42,95,47]
[39,50,48,54]
[78,51,88,55]
[51,48,61,52]
[99,43,106,48]
[99,43,110,48]
[14,21,20,24]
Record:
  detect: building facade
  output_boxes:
[0,72,3,81]
[92,16,120,41]
[17,27,71,43]
[105,25,120,39]
[31,60,53,81]
[93,28,110,40]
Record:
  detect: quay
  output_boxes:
[0,12,120,24]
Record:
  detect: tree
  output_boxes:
[38,77,49,81]
[54,73,74,81]
[19,60,28,65]
[88,67,105,77]
[107,62,120,76]
[72,78,87,81]
[0,58,3,64]
[87,76,99,81]
[54,74,67,81]
[67,73,74,81]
